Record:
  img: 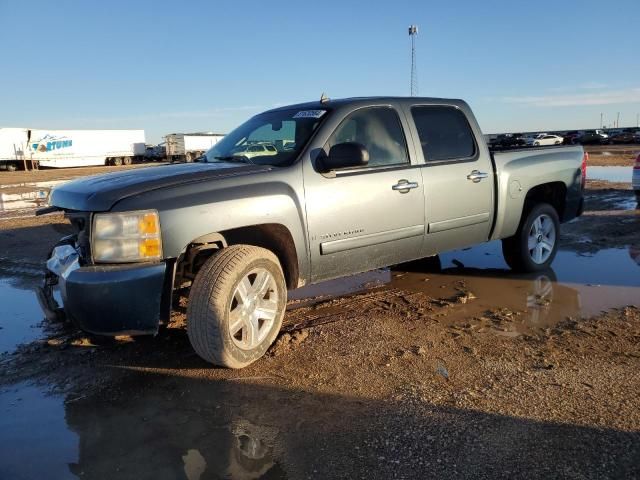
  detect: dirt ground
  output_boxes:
[0,162,161,185]
[0,174,638,478]
[584,145,639,166]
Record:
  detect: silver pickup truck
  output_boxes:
[38,97,586,368]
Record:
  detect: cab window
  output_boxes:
[326,107,409,168]
[411,106,477,162]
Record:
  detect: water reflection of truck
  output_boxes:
[0,127,146,170]
[165,133,225,163]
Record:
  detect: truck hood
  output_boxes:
[48,162,272,211]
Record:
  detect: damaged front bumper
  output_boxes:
[37,242,168,336]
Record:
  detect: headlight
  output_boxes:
[92,210,162,263]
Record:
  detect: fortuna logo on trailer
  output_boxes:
[31,134,73,152]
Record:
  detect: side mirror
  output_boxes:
[319,142,369,172]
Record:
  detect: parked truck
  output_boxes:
[165,133,225,162]
[0,128,146,170]
[29,129,146,167]
[38,97,586,368]
[0,128,30,171]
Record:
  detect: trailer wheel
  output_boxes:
[123,156,132,166]
[185,152,194,163]
[6,162,17,172]
[187,245,286,368]
[113,157,123,166]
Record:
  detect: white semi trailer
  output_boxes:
[0,128,30,171]
[0,128,146,170]
[165,133,225,162]
[29,129,146,168]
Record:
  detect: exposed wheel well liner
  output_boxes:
[523,182,567,221]
[178,224,299,290]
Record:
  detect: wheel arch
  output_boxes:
[491,178,570,242]
[522,181,567,221]
[176,223,301,290]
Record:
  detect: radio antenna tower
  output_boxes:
[408,25,418,96]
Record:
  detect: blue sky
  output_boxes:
[1,0,638,143]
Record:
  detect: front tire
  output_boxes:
[187,245,286,368]
[502,203,560,272]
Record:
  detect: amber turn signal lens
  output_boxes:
[139,213,160,235]
[139,238,161,258]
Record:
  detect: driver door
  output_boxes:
[302,106,425,282]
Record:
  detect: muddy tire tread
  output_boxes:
[187,245,284,368]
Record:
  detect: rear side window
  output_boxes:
[411,106,476,162]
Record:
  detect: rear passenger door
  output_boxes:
[406,105,494,256]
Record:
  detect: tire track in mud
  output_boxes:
[281,287,463,334]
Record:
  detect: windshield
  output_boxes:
[203,108,327,166]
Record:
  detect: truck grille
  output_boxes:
[65,211,92,263]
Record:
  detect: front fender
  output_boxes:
[111,170,310,282]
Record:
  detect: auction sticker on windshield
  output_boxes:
[293,110,326,119]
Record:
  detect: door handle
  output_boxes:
[392,179,419,193]
[467,170,489,183]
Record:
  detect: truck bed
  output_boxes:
[489,144,584,241]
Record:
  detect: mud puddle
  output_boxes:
[0,180,66,220]
[0,246,638,478]
[408,242,640,336]
[0,375,287,479]
[587,166,633,183]
[0,382,77,479]
[0,275,46,354]
[292,241,640,337]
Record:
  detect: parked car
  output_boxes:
[633,154,640,204]
[527,134,563,146]
[609,132,640,144]
[38,96,586,368]
[562,131,582,144]
[522,134,538,145]
[489,133,527,149]
[232,143,279,160]
[576,130,609,145]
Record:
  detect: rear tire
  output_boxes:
[502,203,560,273]
[187,245,286,368]
[185,152,193,163]
[6,162,17,172]
[113,157,123,166]
[123,156,132,166]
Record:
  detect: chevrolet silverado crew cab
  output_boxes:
[38,97,586,368]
